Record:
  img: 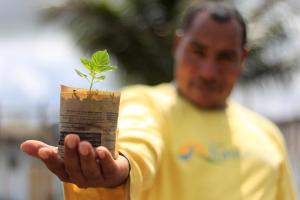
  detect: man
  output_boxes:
[21,2,297,200]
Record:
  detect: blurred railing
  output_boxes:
[0,105,62,200]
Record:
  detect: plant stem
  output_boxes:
[89,76,95,92]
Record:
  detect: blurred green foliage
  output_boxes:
[45,0,295,85]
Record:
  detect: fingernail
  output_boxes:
[67,139,76,149]
[79,144,89,156]
[39,149,49,159]
[97,148,105,159]
[20,141,28,152]
[20,143,24,151]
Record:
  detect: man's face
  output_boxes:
[174,12,248,109]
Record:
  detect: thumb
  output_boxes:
[96,147,130,187]
[20,140,56,158]
[96,146,118,177]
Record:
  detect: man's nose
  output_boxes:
[198,57,219,81]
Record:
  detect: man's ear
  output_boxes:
[242,47,250,60]
[240,47,250,69]
[173,30,183,54]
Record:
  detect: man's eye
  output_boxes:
[218,53,235,61]
[192,49,205,56]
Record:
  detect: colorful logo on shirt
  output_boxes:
[177,143,242,163]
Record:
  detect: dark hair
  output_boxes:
[180,2,247,47]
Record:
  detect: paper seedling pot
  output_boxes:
[58,85,120,159]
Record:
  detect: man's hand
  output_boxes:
[20,134,130,188]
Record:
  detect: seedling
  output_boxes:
[75,50,117,91]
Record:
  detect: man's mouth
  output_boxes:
[189,79,221,93]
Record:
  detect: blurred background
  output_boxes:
[0,0,299,199]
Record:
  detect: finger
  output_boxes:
[79,141,102,180]
[38,147,70,182]
[96,146,118,179]
[20,140,56,158]
[64,134,87,184]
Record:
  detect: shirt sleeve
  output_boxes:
[63,182,130,200]
[117,86,164,200]
[260,119,298,200]
[275,136,298,200]
[63,86,164,200]
[246,108,298,200]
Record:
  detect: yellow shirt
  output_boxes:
[64,83,297,200]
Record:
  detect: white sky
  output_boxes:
[0,28,121,124]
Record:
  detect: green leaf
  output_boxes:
[80,58,93,71]
[75,69,88,79]
[92,50,110,66]
[99,65,117,72]
[75,49,118,91]
[91,61,101,72]
[95,75,106,82]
